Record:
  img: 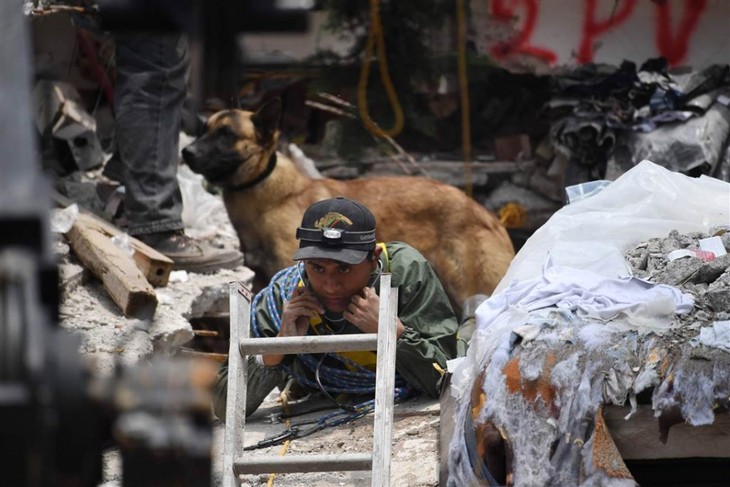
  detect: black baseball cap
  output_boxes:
[293,197,377,264]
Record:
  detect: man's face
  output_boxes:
[302,256,378,313]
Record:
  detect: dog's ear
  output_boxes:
[251,98,282,143]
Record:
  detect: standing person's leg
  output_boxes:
[113,34,242,273]
[114,33,186,237]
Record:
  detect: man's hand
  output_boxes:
[346,287,407,338]
[279,286,324,337]
[345,287,380,334]
[262,287,323,367]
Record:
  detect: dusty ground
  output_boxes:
[219,394,441,487]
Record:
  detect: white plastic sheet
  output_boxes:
[177,163,227,240]
[496,160,730,293]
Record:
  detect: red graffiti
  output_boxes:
[487,0,713,66]
[577,0,638,63]
[655,0,707,66]
[490,0,557,64]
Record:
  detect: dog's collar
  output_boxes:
[226,152,277,192]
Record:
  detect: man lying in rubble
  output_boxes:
[213,196,459,421]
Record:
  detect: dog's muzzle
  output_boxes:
[181,145,200,168]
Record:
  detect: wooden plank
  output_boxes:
[53,191,173,287]
[604,405,730,460]
[372,274,397,487]
[65,212,157,319]
[234,453,373,474]
[74,212,174,288]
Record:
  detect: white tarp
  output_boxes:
[496,159,730,292]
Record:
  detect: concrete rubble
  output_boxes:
[446,162,730,486]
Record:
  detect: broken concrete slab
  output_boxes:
[691,254,730,284]
[707,287,730,313]
[148,303,195,355]
[655,257,703,286]
[33,79,105,170]
[186,282,232,319]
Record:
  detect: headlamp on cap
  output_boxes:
[323,228,342,240]
[295,227,375,247]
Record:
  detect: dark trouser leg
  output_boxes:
[113,34,187,236]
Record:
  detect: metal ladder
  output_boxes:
[222,274,399,487]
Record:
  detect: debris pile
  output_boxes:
[446,163,730,486]
[447,233,730,486]
[626,229,730,325]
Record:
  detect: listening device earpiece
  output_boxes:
[368,259,383,288]
[296,261,311,289]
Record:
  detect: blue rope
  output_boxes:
[250,266,413,400]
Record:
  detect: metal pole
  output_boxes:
[234,453,373,474]
[239,334,378,355]
[223,281,252,487]
[371,274,397,487]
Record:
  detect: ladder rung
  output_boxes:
[234,453,372,474]
[239,334,378,355]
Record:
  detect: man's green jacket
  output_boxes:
[213,241,458,420]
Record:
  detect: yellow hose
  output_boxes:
[358,0,405,139]
[266,387,293,486]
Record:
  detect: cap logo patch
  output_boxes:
[315,212,353,229]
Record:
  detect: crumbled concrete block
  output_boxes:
[655,258,703,286]
[707,288,730,313]
[186,283,231,319]
[149,306,194,355]
[691,254,730,284]
[59,260,87,293]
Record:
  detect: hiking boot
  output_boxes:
[137,230,243,274]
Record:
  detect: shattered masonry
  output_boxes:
[448,227,730,486]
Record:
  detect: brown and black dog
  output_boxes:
[182,99,515,316]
